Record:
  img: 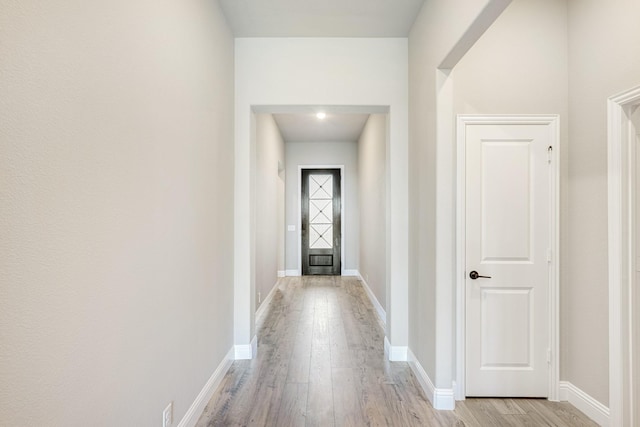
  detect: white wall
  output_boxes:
[358,115,388,309]
[285,142,358,274]
[255,114,285,308]
[0,0,235,425]
[567,0,640,407]
[235,38,409,350]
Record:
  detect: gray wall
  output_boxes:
[408,0,496,389]
[285,142,359,274]
[410,0,638,407]
[452,0,570,393]
[0,0,235,425]
[358,115,388,309]
[255,114,286,309]
[454,0,640,406]
[566,0,640,405]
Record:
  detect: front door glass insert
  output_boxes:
[308,175,333,249]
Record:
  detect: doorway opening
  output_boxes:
[239,104,396,362]
[301,168,342,275]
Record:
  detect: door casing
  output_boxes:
[298,165,345,276]
[455,115,560,401]
[301,168,342,275]
[608,85,640,427]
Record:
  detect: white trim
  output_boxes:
[285,269,299,277]
[357,271,386,326]
[408,349,455,410]
[384,336,407,362]
[608,84,640,427]
[234,344,251,360]
[434,387,456,411]
[256,282,280,321]
[277,270,285,278]
[343,269,359,277]
[298,165,345,275]
[234,335,257,360]
[456,115,561,401]
[177,347,234,427]
[559,381,610,426]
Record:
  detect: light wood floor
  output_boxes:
[196,276,598,426]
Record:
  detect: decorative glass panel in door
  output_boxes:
[301,169,341,275]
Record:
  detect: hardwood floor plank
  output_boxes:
[275,383,308,427]
[332,367,366,426]
[452,400,483,427]
[514,398,599,426]
[452,397,513,427]
[305,283,335,427]
[197,362,249,426]
[305,369,334,427]
[285,315,313,384]
[538,400,599,427]
[328,314,353,369]
[503,413,554,426]
[490,398,527,415]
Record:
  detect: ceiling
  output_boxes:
[217,0,425,38]
[273,112,370,143]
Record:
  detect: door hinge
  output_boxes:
[547,348,552,364]
[547,248,552,263]
[548,146,553,163]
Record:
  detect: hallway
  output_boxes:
[196,277,597,426]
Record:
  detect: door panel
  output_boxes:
[481,142,532,262]
[302,169,341,275]
[480,288,533,367]
[466,124,551,397]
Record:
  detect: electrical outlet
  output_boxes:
[162,402,173,427]
[258,292,261,303]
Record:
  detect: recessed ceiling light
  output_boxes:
[316,112,327,120]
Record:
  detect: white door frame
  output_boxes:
[298,165,345,276]
[455,115,560,401]
[608,84,640,427]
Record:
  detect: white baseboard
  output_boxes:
[177,347,234,427]
[285,270,299,277]
[343,269,359,276]
[234,335,257,360]
[559,381,609,426]
[277,270,285,278]
[384,336,408,362]
[356,271,386,326]
[408,349,455,410]
[256,282,280,320]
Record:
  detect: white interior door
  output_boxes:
[465,122,552,397]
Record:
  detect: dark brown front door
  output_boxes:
[301,169,341,275]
